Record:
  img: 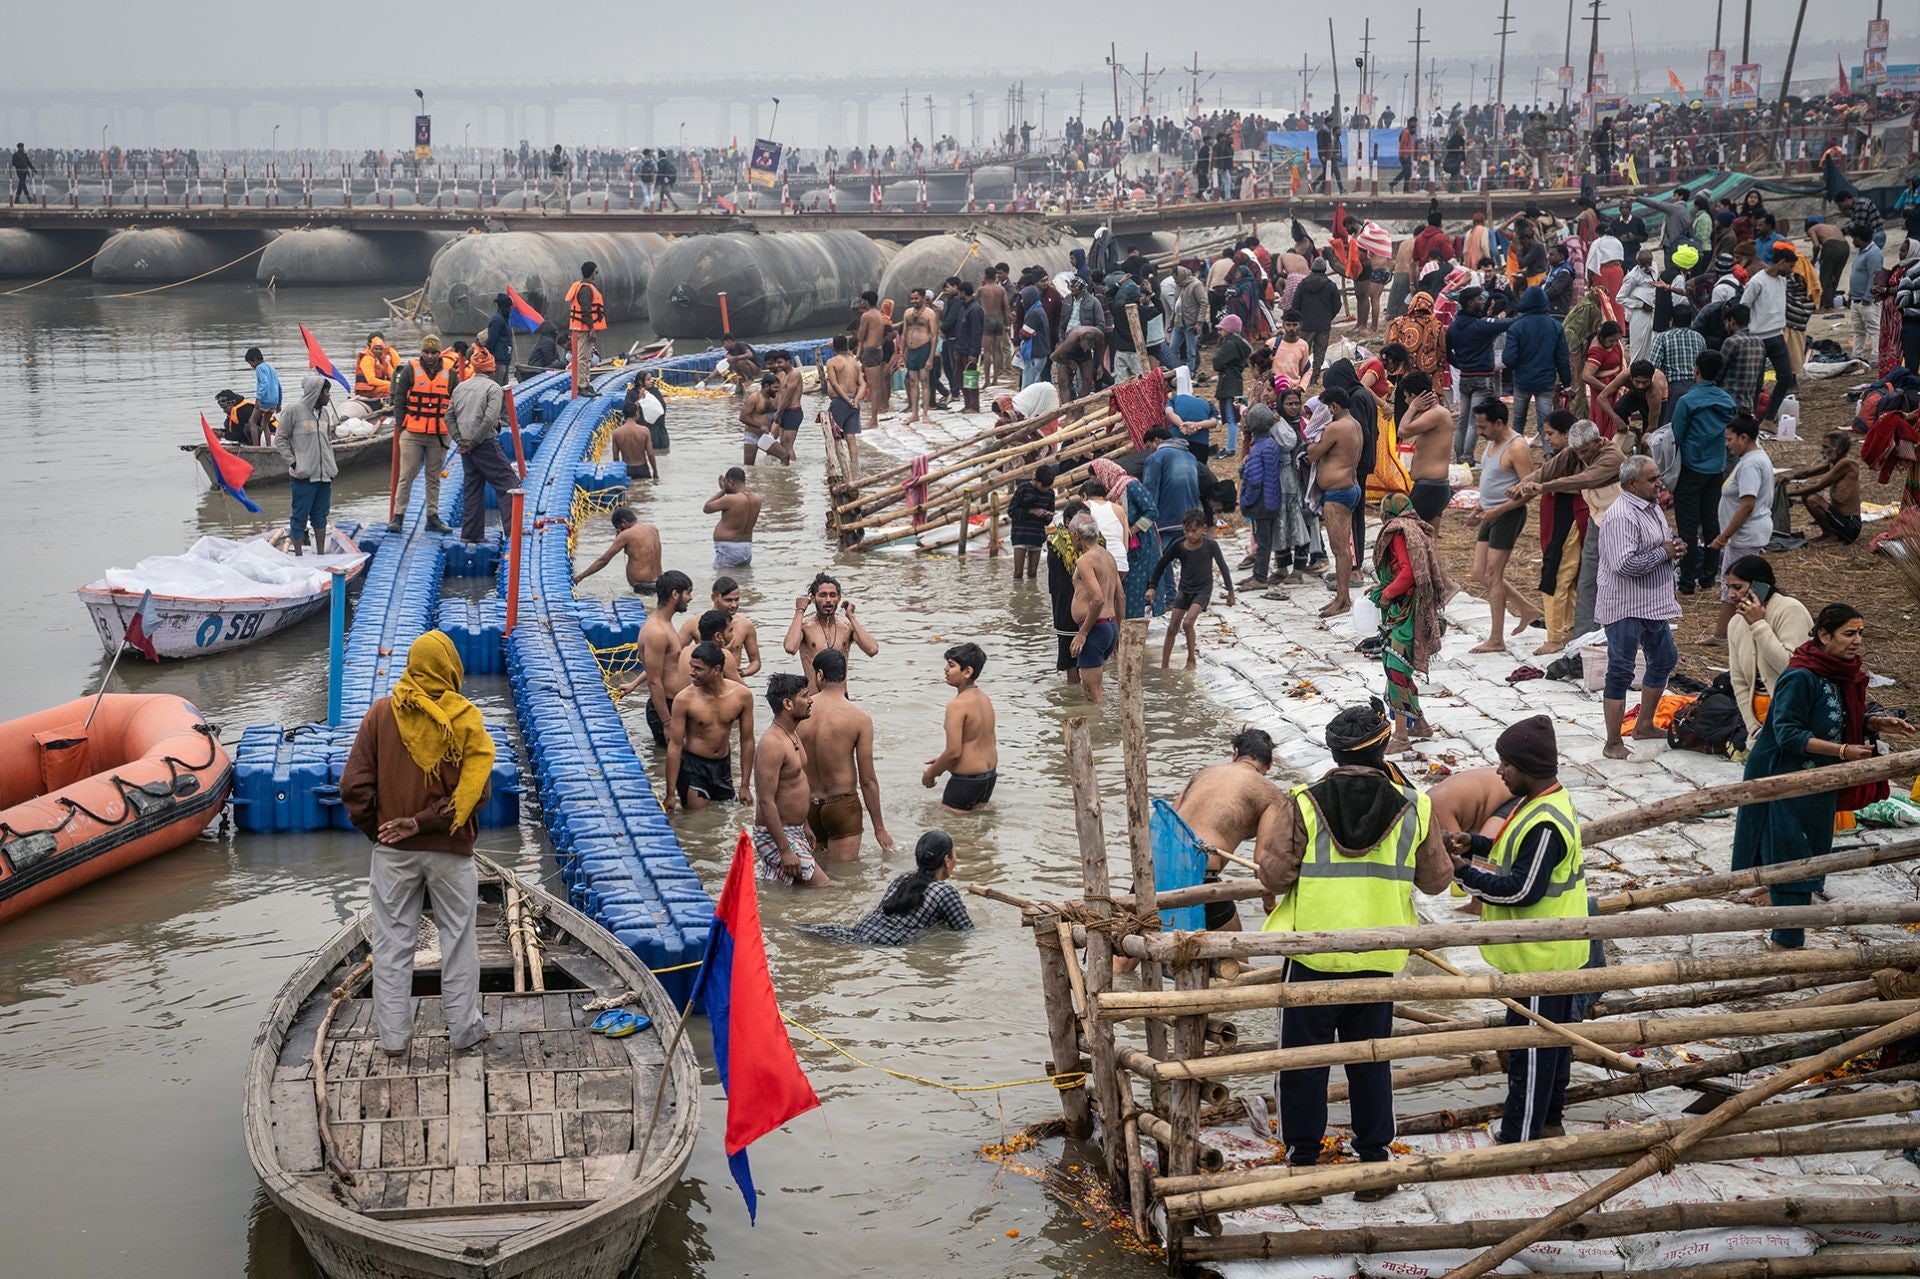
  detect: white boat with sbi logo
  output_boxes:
[78,528,367,660]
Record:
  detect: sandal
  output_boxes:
[602,1011,654,1039]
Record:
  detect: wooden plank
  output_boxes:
[390,1077,420,1119]
[581,1112,629,1156]
[527,1112,557,1162]
[508,1114,531,1162]
[428,1168,455,1207]
[491,1072,532,1113]
[559,1157,585,1200]
[452,1164,481,1206]
[383,1169,412,1210]
[447,1050,486,1166]
[576,1070,631,1109]
[364,1076,391,1121]
[360,1200,593,1222]
[417,1074,449,1117]
[554,1071,579,1110]
[505,1162,529,1203]
[405,1169,433,1209]
[499,996,545,1032]
[424,1116,448,1166]
[559,1110,585,1157]
[484,1032,525,1071]
[486,1115,511,1164]
[381,1119,407,1170]
[543,993,578,1030]
[268,1080,324,1173]
[526,1160,562,1203]
[528,1072,555,1116]
[415,997,446,1036]
[403,1113,427,1168]
[479,1162,502,1205]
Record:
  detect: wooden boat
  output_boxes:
[0,694,232,924]
[182,422,395,489]
[512,339,674,381]
[78,527,367,660]
[245,860,699,1279]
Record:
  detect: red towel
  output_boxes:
[1107,367,1168,449]
[906,455,930,527]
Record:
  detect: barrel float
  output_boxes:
[92,228,272,283]
[878,232,1081,310]
[256,229,457,286]
[0,229,103,279]
[0,694,232,924]
[426,231,667,335]
[645,230,894,339]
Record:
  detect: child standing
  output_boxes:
[1146,509,1237,670]
[1008,464,1057,581]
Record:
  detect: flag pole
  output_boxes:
[84,636,129,731]
[634,980,704,1172]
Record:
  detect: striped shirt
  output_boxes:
[1649,326,1703,384]
[1596,491,1681,626]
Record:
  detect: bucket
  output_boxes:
[1580,641,1647,693]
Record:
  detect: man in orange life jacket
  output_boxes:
[565,260,608,369]
[387,335,459,534]
[354,333,396,403]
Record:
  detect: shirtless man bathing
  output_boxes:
[754,673,831,886]
[798,648,895,861]
[823,334,867,474]
[663,640,755,816]
[855,290,891,433]
[900,286,940,425]
[621,571,693,748]
[573,507,662,595]
[1306,387,1364,618]
[678,576,762,676]
[768,348,805,463]
[739,373,793,466]
[922,641,999,812]
[1395,372,1456,529]
[706,468,762,570]
[1067,513,1126,704]
[783,572,879,683]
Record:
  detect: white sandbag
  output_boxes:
[335,418,379,440]
[1511,1237,1630,1273]
[1219,1256,1359,1279]
[94,535,365,602]
[1357,1248,1530,1277]
[1421,1143,1623,1273]
[1619,1226,1820,1268]
[1814,1222,1920,1247]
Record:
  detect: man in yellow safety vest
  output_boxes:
[1255,700,1453,1193]
[1445,713,1587,1144]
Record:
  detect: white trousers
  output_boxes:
[369,845,486,1052]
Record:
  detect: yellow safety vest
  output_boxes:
[1478,786,1588,974]
[1262,781,1430,974]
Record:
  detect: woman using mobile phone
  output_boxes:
[1723,556,1812,740]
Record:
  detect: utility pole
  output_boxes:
[1109,41,1121,123]
[901,89,910,145]
[1628,10,1642,96]
[1409,7,1426,127]
[1188,51,1203,119]
[1328,17,1343,126]
[1360,19,1374,109]
[1039,90,1048,140]
[1300,53,1314,114]
[1584,0,1606,99]
[1495,0,1515,111]
[1741,0,1752,64]
[1713,0,1723,53]
[1140,51,1152,118]
[1775,0,1810,122]
[1562,0,1576,109]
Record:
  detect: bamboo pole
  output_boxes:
[1580,750,1920,847]
[987,490,1003,556]
[955,489,973,555]
[1141,999,1920,1083]
[1157,1084,1920,1216]
[1410,947,1647,1075]
[1064,715,1129,1195]
[850,386,1111,491]
[505,877,527,993]
[1135,1110,1223,1171]
[1592,833,1920,913]
[1115,617,1172,1187]
[1129,1045,1507,1104]
[1441,1007,1920,1279]
[1136,900,1920,963]
[962,881,1045,911]
[1181,1195,1920,1263]
[1098,941,1920,1019]
[1588,970,1880,1018]
[1121,1117,1154,1243]
[1033,920,1094,1137]
[841,409,1122,525]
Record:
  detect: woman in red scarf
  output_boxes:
[1731,603,1915,948]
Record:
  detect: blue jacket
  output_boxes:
[1144,443,1201,529]
[1446,312,1514,377]
[1239,435,1284,514]
[254,361,283,409]
[1505,287,1572,393]
[1670,383,1736,473]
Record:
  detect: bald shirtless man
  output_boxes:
[679,576,761,676]
[783,572,879,683]
[1307,387,1364,618]
[753,673,830,886]
[798,648,894,861]
[855,290,891,432]
[707,468,761,570]
[622,571,693,748]
[1428,766,1520,841]
[976,269,1011,387]
[664,641,755,815]
[824,335,866,474]
[1396,373,1456,527]
[1068,513,1125,704]
[1164,728,1285,930]
[901,287,939,424]
[573,507,662,596]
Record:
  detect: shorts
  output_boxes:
[645,696,671,748]
[1010,527,1046,548]
[859,347,885,368]
[806,793,864,844]
[630,579,657,597]
[1410,477,1452,525]
[829,396,861,435]
[675,749,735,806]
[906,345,932,372]
[983,317,1007,335]
[1202,871,1238,930]
[777,407,803,433]
[713,540,753,569]
[942,768,998,811]
[741,429,778,450]
[1077,618,1119,669]
[1174,586,1213,613]
[1477,505,1526,551]
[753,823,818,885]
[1321,485,1363,511]
[1812,504,1862,544]
[624,462,653,479]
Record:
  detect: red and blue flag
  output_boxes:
[299,324,352,395]
[122,589,160,661]
[504,285,545,333]
[199,414,263,512]
[693,829,820,1223]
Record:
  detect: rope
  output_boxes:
[101,236,280,298]
[780,1011,1089,1095]
[0,245,107,295]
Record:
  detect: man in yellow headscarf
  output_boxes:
[342,630,496,1057]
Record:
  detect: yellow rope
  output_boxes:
[781,1011,1089,1094]
[589,640,644,696]
[0,244,107,295]
[649,960,702,975]
[101,234,282,298]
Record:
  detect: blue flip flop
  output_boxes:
[588,1010,627,1035]
[602,1011,653,1039]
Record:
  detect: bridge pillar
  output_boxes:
[857,98,871,147]
[747,101,761,144]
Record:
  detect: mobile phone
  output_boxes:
[1749,581,1773,604]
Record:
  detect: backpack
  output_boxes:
[1646,424,1682,492]
[1667,674,1748,757]
[1692,299,1728,349]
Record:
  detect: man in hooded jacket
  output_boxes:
[273,373,339,552]
[1504,286,1572,441]
[484,293,515,384]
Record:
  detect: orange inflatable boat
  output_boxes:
[0,694,233,924]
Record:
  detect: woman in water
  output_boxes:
[804,831,974,946]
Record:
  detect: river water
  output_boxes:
[0,282,1238,1277]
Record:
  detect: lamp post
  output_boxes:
[272,123,280,153]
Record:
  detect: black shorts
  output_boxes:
[1410,477,1452,525]
[676,750,735,806]
[942,768,998,811]
[645,696,670,748]
[631,579,656,597]
[1812,504,1862,544]
[829,396,861,435]
[1010,527,1046,548]
[777,407,803,433]
[1175,586,1213,613]
[1477,504,1526,552]
[1202,870,1237,930]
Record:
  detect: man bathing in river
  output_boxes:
[922,641,999,812]
[798,649,895,861]
[706,468,761,569]
[573,507,662,594]
[622,571,692,748]
[664,640,755,815]
[824,335,866,474]
[901,287,940,424]
[784,572,880,683]
[1068,513,1125,704]
[678,610,746,684]
[855,290,891,432]
[1306,387,1364,618]
[739,374,792,466]
[679,576,761,677]
[754,673,831,886]
[769,348,805,462]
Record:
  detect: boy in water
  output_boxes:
[1145,508,1237,670]
[922,641,999,811]
[754,673,831,885]
[573,507,662,595]
[1008,464,1057,582]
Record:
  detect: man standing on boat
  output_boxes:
[341,630,495,1057]
[273,374,339,553]
[446,364,520,545]
[244,347,281,446]
[387,335,458,534]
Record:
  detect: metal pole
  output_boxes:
[1563,0,1576,109]
[1741,0,1752,64]
[718,291,732,337]
[83,641,128,731]
[327,567,348,728]
[1497,0,1514,114]
[504,489,525,638]
[1111,42,1121,122]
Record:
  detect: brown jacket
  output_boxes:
[340,697,485,854]
[1255,765,1453,897]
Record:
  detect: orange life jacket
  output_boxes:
[354,346,394,398]
[400,359,452,434]
[565,279,607,332]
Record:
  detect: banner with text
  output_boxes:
[747,138,783,189]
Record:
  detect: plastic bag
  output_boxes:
[1855,796,1920,828]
